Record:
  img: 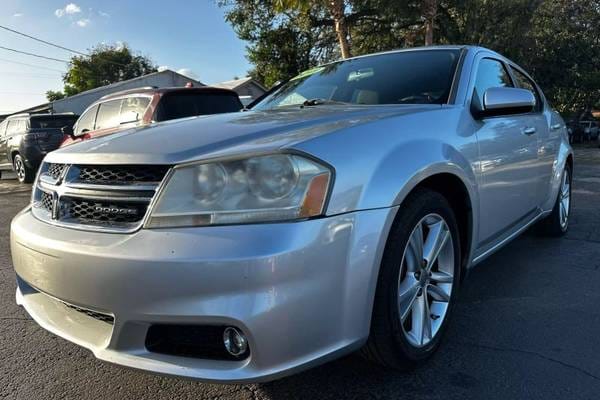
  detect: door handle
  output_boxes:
[522,127,536,135]
[550,123,562,130]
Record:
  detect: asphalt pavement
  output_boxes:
[1,146,600,399]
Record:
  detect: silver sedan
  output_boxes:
[11,46,572,382]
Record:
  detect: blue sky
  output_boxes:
[0,0,251,113]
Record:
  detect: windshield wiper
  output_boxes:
[301,98,349,107]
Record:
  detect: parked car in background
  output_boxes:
[0,113,78,183]
[566,119,599,143]
[581,120,599,141]
[12,46,572,382]
[61,86,243,147]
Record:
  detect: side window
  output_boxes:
[6,120,20,135]
[95,99,123,130]
[19,119,28,132]
[0,120,7,136]
[473,58,513,109]
[76,105,98,134]
[510,67,543,112]
[120,97,150,122]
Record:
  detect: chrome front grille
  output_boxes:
[32,162,170,232]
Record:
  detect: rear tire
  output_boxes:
[536,163,571,237]
[13,154,34,184]
[361,188,461,369]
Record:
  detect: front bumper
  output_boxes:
[11,207,394,382]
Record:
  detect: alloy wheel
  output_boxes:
[397,214,454,348]
[14,157,26,182]
[559,170,571,229]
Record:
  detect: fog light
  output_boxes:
[223,327,248,357]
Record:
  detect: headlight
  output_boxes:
[146,153,332,228]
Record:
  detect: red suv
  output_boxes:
[62,86,243,147]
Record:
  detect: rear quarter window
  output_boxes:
[155,92,242,122]
[30,116,78,129]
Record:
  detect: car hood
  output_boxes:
[46,105,441,165]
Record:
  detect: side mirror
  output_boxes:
[61,125,75,138]
[474,87,535,119]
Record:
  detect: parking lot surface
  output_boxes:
[1,146,600,399]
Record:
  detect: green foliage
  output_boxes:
[61,44,157,97]
[221,0,600,113]
[45,90,66,102]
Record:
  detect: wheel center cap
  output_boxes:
[414,269,429,286]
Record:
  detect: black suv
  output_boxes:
[0,113,78,183]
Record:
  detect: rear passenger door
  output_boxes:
[508,65,553,208]
[472,57,540,245]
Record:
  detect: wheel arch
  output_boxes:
[393,169,475,281]
[10,150,19,164]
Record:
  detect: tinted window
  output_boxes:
[76,105,98,134]
[95,99,122,130]
[120,97,150,121]
[473,58,513,108]
[156,93,242,122]
[30,116,78,129]
[510,67,542,111]
[254,50,460,110]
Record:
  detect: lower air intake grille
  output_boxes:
[145,325,249,361]
[63,303,115,324]
[62,198,147,225]
[40,191,53,212]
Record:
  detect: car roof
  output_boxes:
[5,112,78,120]
[99,86,239,101]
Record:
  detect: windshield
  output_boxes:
[30,116,78,129]
[253,49,461,110]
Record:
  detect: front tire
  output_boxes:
[362,188,461,369]
[13,154,34,184]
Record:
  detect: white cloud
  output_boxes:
[99,11,110,18]
[157,66,169,72]
[55,3,81,18]
[115,41,125,50]
[76,18,90,27]
[12,13,24,17]
[177,68,198,80]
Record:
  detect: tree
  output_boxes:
[274,0,352,58]
[223,0,600,112]
[58,44,157,97]
[45,90,66,102]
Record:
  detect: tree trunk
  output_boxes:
[328,0,352,58]
[424,0,437,46]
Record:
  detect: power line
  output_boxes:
[0,91,46,95]
[0,25,130,67]
[0,45,69,63]
[0,57,65,72]
[1,71,62,77]
[0,24,87,55]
